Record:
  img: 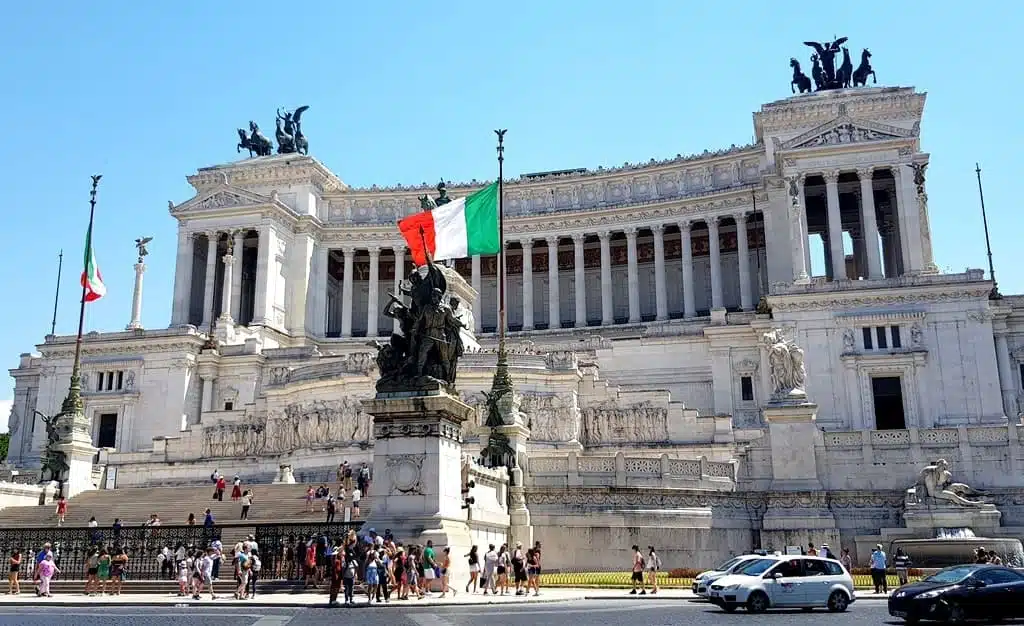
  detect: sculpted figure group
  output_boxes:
[910,459,991,508]
[789,37,877,93]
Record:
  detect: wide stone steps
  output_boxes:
[0,484,371,533]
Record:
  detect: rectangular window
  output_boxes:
[1020,363,1024,390]
[116,371,124,391]
[105,372,114,391]
[740,376,754,402]
[872,376,906,430]
[876,327,888,349]
[96,373,104,392]
[97,413,118,448]
[224,401,234,411]
[891,326,902,349]
[862,327,873,350]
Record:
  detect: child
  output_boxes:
[37,554,59,597]
[178,552,192,596]
[55,498,67,527]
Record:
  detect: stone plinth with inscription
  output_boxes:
[361,392,476,581]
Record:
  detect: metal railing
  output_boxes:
[253,521,364,578]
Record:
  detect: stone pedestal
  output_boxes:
[904,503,1002,537]
[57,438,98,499]
[361,392,476,583]
[763,402,822,491]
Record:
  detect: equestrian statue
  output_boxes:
[788,37,878,93]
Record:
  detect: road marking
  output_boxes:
[252,616,296,626]
[440,602,689,616]
[408,613,457,626]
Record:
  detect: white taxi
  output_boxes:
[692,555,762,596]
[707,555,855,614]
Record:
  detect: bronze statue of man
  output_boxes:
[413,288,460,380]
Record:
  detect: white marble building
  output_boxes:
[8,85,1024,567]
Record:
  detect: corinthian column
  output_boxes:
[652,224,668,321]
[625,227,640,323]
[201,232,218,327]
[547,237,560,329]
[824,170,847,280]
[127,260,146,330]
[340,246,354,338]
[521,239,534,331]
[366,246,380,337]
[218,243,235,323]
[573,233,586,327]
[679,221,695,318]
[598,231,613,325]
[734,212,752,310]
[708,218,723,310]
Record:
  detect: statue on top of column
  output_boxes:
[134,236,153,264]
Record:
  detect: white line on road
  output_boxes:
[252,616,297,626]
[409,613,457,626]
[436,601,691,617]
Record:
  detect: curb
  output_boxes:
[0,595,585,609]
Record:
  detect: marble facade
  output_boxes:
[8,85,1024,569]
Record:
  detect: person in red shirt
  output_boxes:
[215,476,226,502]
[55,497,68,527]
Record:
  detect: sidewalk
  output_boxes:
[0,587,892,607]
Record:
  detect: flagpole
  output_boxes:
[50,249,63,336]
[495,129,508,356]
[975,163,1001,299]
[61,174,102,416]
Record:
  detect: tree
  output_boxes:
[0,433,9,462]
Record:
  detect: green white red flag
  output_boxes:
[398,182,500,266]
[81,223,106,302]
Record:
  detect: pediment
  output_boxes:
[170,186,271,214]
[778,116,918,151]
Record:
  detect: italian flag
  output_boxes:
[398,182,500,266]
[80,223,106,302]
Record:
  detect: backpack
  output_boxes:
[211,473,217,483]
[252,555,261,573]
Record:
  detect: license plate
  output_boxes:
[709,590,720,597]
[892,611,908,618]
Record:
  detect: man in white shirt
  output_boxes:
[483,544,498,594]
[351,488,362,518]
[199,548,217,600]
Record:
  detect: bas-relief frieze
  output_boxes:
[520,394,580,442]
[769,287,993,312]
[580,403,669,447]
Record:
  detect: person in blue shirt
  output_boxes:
[869,544,888,594]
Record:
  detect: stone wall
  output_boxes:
[527,452,736,491]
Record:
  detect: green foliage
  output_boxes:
[0,433,9,462]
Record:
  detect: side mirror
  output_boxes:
[969,579,986,588]
[765,572,783,580]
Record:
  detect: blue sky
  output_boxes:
[0,1,1020,412]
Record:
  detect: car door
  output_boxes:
[968,568,1024,620]
[765,559,806,607]
[800,558,833,606]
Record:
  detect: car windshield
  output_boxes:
[733,558,777,576]
[715,557,741,571]
[727,558,755,573]
[925,566,977,584]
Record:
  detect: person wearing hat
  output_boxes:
[870,544,888,594]
[819,543,832,559]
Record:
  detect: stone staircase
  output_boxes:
[0,483,371,547]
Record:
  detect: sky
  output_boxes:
[0,1,1021,425]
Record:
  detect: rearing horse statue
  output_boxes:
[790,58,811,94]
[852,48,877,87]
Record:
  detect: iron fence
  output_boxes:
[0,524,222,581]
[253,521,364,579]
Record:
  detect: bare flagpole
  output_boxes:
[975,163,1001,299]
[50,250,63,336]
[495,129,508,356]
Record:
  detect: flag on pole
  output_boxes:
[398,182,500,266]
[80,223,106,302]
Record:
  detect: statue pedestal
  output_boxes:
[361,391,476,584]
[57,438,98,499]
[763,402,822,491]
[904,503,1002,537]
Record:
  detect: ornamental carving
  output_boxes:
[201,396,370,458]
[580,403,669,447]
[373,417,463,442]
[520,393,580,443]
[386,454,425,495]
[195,192,252,210]
[266,354,375,387]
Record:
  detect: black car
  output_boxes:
[888,564,1024,623]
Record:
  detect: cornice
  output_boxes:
[187,154,347,194]
[755,87,926,137]
[39,328,206,360]
[768,283,992,313]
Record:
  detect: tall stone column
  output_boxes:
[679,221,696,318]
[547,237,560,329]
[253,225,270,325]
[366,246,381,337]
[824,170,847,280]
[201,232,218,328]
[625,227,640,323]
[471,255,482,333]
[652,224,668,321]
[573,233,586,327]
[735,212,752,311]
[858,167,883,279]
[171,229,193,326]
[708,218,724,310]
[218,247,234,322]
[315,245,329,336]
[231,231,244,320]
[340,246,354,338]
[393,246,405,334]
[598,231,613,325]
[520,239,534,331]
[995,325,1016,416]
[127,261,146,330]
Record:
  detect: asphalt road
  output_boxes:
[0,599,919,626]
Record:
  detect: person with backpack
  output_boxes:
[630,544,647,595]
[358,463,371,495]
[341,547,357,605]
[248,549,261,597]
[325,496,337,523]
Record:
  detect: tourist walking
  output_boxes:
[8,549,21,595]
[646,546,661,595]
[37,554,59,597]
[55,497,67,527]
[439,547,455,598]
[247,549,261,597]
[512,541,527,595]
[351,487,361,519]
[870,544,888,594]
[342,548,356,605]
[187,512,196,526]
[532,542,543,595]
[231,475,243,501]
[365,548,381,604]
[342,462,353,493]
[630,544,646,595]
[497,544,510,594]
[358,463,371,496]
[305,485,315,512]
[894,547,911,585]
[422,540,437,596]
[482,544,498,595]
[240,489,253,520]
[465,545,480,593]
[325,495,336,523]
[214,475,226,501]
[840,547,854,572]
[97,549,110,595]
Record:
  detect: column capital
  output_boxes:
[678,220,692,233]
[221,253,234,264]
[341,245,355,257]
[367,245,381,257]
[856,166,876,179]
[391,243,406,255]
[706,216,721,230]
[519,237,534,249]
[571,232,586,244]
[545,236,559,247]
[597,230,611,241]
[624,226,638,239]
[650,223,664,234]
[822,169,841,184]
[732,211,749,224]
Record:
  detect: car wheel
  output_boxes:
[946,601,966,623]
[827,590,849,612]
[721,603,736,613]
[746,591,769,614]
